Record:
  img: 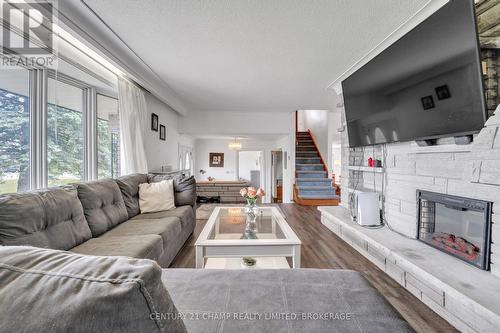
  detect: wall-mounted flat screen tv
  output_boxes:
[342,0,486,147]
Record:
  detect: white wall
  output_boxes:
[194,137,290,203]
[144,93,194,171]
[238,151,262,186]
[179,111,291,136]
[195,139,239,181]
[328,111,343,183]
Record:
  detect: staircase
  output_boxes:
[294,131,339,206]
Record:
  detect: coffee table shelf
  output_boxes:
[195,206,301,268]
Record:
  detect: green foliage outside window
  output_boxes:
[0,88,120,194]
[0,89,30,193]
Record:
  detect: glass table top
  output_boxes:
[206,207,287,241]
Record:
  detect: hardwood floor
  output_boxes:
[171,204,458,333]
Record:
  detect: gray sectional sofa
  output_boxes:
[0,173,196,268]
[0,174,414,332]
[0,245,414,333]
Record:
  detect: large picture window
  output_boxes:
[0,69,31,194]
[97,94,120,179]
[1,10,120,194]
[47,77,85,187]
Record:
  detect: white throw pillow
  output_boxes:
[138,180,175,213]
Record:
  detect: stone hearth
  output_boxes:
[319,206,500,333]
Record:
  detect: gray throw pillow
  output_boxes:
[116,173,148,218]
[173,176,196,208]
[148,175,196,208]
[0,246,187,333]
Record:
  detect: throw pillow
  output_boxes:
[139,180,175,213]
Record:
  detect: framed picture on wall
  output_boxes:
[159,124,166,141]
[209,153,224,167]
[435,85,451,100]
[151,113,159,131]
[421,95,435,110]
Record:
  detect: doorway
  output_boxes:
[271,150,283,203]
[238,151,262,189]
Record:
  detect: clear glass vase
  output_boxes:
[242,199,259,239]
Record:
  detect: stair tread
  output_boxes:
[298,194,339,199]
[296,178,331,181]
[296,163,323,166]
[297,170,326,173]
[297,186,333,190]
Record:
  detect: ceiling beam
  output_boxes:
[55,0,190,115]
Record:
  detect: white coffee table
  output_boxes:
[195,206,301,269]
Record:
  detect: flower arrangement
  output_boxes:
[240,187,265,205]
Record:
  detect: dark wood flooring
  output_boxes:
[171,204,458,333]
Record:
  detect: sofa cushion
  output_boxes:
[148,175,197,208]
[147,173,173,184]
[162,269,413,333]
[0,187,91,250]
[173,176,196,207]
[139,180,176,213]
[132,206,194,231]
[101,218,182,253]
[115,173,148,218]
[70,235,164,262]
[76,179,129,237]
[0,246,186,333]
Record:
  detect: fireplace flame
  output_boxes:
[431,233,480,261]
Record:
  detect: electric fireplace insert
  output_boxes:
[417,190,492,270]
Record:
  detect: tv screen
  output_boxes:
[342,0,486,147]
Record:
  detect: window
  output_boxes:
[185,151,191,171]
[0,69,31,194]
[47,78,85,186]
[0,9,121,194]
[97,94,120,179]
[178,145,193,175]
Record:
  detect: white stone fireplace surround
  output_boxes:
[319,105,500,332]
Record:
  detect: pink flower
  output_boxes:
[257,188,265,197]
[240,188,248,197]
[247,187,257,198]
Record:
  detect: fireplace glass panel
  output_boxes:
[433,203,485,250]
[417,191,492,270]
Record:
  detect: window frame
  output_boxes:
[178,144,194,176]
[46,70,90,186]
[1,6,119,192]
[0,62,118,192]
[96,93,120,179]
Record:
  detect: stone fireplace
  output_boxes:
[417,190,492,270]
[334,105,500,332]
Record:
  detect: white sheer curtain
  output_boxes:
[118,78,148,175]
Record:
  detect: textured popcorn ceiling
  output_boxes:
[83,0,430,112]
